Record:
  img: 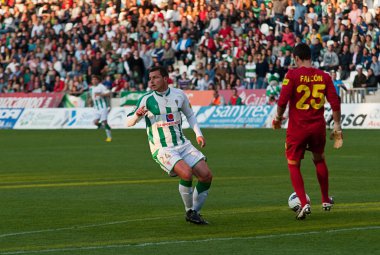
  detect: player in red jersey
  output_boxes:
[272,43,343,220]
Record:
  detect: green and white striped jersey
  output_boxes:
[128,88,201,154]
[90,83,110,110]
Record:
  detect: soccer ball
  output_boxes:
[288,192,310,212]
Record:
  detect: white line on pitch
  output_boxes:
[0,226,379,255]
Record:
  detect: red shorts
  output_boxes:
[285,127,326,161]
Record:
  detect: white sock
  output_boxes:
[179,184,193,212]
[193,187,209,213]
[105,129,112,139]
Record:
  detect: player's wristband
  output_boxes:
[275,115,283,121]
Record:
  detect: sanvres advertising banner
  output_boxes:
[196,105,274,128]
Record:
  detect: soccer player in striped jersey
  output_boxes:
[90,75,112,142]
[126,66,213,225]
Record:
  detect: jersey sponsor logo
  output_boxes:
[156,120,180,127]
[166,113,174,122]
[282,78,289,85]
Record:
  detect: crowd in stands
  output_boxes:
[0,0,380,100]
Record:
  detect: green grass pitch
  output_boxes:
[0,129,379,254]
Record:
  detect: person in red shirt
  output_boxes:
[272,43,343,220]
[218,20,232,39]
[53,75,67,92]
[228,88,243,105]
[282,27,296,47]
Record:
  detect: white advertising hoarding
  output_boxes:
[8,104,380,130]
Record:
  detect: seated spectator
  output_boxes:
[176,32,192,60]
[370,55,380,85]
[366,68,378,91]
[322,42,339,71]
[161,42,175,67]
[210,89,225,106]
[53,75,67,93]
[198,30,217,53]
[112,74,127,94]
[353,65,367,88]
[177,72,191,90]
[229,88,243,105]
[330,70,347,97]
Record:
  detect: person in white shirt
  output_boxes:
[126,66,213,225]
[207,10,221,36]
[89,75,113,142]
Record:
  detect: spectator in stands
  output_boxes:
[199,30,217,54]
[330,70,347,98]
[177,32,192,60]
[210,89,225,106]
[228,87,243,105]
[196,73,213,91]
[322,42,339,71]
[370,55,380,86]
[53,75,67,93]
[366,68,378,90]
[256,54,269,89]
[339,44,353,80]
[207,10,221,36]
[353,65,367,89]
[0,0,377,100]
[178,72,191,90]
[161,42,176,67]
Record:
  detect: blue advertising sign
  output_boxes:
[196,105,273,128]
[0,108,24,129]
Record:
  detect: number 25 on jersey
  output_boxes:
[296,84,326,110]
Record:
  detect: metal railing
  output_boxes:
[340,88,367,103]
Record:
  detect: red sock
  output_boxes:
[314,159,329,203]
[288,163,308,207]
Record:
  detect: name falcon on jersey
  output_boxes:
[300,75,323,83]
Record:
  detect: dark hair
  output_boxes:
[149,66,169,77]
[293,43,311,61]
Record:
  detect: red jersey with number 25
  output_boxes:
[277,67,340,133]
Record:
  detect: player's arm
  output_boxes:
[126,106,147,127]
[86,91,93,107]
[101,86,112,97]
[126,96,148,127]
[326,74,343,149]
[181,94,205,148]
[272,105,286,129]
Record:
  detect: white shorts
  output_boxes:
[94,108,109,122]
[153,141,206,176]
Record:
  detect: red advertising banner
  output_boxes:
[219,89,267,105]
[184,90,214,106]
[0,93,64,108]
[184,89,267,106]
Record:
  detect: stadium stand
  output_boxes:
[0,0,379,103]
